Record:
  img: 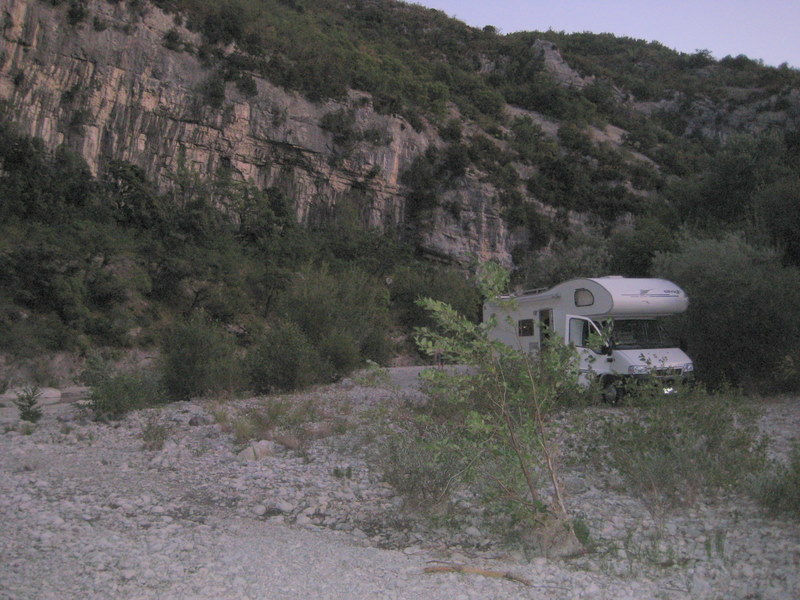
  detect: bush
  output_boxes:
[754,444,800,518]
[201,73,226,109]
[407,264,584,543]
[380,422,468,506]
[89,368,164,419]
[141,414,170,451]
[514,233,611,289]
[163,29,183,52]
[13,386,43,423]
[652,232,800,391]
[159,316,243,400]
[235,74,258,97]
[390,265,480,329]
[596,386,766,513]
[247,319,328,393]
[274,265,391,369]
[66,0,87,26]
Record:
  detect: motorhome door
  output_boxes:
[566,315,606,385]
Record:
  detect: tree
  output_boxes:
[652,232,800,391]
[412,263,584,554]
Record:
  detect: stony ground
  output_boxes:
[0,367,798,599]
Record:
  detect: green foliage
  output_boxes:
[159,315,243,400]
[89,367,165,419]
[273,265,391,373]
[380,422,469,505]
[400,143,471,218]
[200,3,245,45]
[671,134,795,229]
[514,232,611,289]
[66,0,88,25]
[200,72,226,108]
[406,266,583,530]
[13,386,43,423]
[320,108,357,146]
[0,118,412,382]
[510,117,558,163]
[390,265,480,329]
[608,217,677,277]
[141,413,171,451]
[0,122,96,223]
[597,387,766,513]
[247,319,327,393]
[163,28,184,51]
[235,74,258,97]
[652,232,800,391]
[754,444,800,518]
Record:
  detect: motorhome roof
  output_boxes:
[493,277,688,317]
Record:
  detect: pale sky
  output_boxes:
[414,1,800,68]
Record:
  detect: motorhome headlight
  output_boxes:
[628,365,650,375]
[683,362,694,373]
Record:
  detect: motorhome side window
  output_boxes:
[518,319,534,337]
[575,289,594,307]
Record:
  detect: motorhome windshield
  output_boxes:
[611,319,676,350]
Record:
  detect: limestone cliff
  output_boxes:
[0,0,513,265]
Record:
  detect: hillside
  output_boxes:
[2,0,799,262]
[1,0,800,392]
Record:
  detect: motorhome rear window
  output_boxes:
[575,289,594,307]
[518,319,534,336]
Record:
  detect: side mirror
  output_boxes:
[601,344,613,356]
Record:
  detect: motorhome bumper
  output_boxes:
[629,372,695,392]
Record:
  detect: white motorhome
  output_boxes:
[483,276,694,401]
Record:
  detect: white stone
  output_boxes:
[464,526,481,538]
[237,440,275,462]
[273,501,294,514]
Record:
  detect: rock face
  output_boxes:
[0,0,512,265]
[533,40,593,90]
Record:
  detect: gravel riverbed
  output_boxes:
[1,367,798,599]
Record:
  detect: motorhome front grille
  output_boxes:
[654,368,682,377]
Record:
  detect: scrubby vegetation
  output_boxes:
[755,444,800,518]
[0,115,478,404]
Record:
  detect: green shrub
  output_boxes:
[390,265,480,329]
[159,316,243,401]
[596,386,766,513]
[247,319,328,393]
[89,368,164,419]
[754,444,800,518]
[141,413,170,451]
[163,29,183,51]
[318,328,362,379]
[201,73,226,109]
[274,265,391,368]
[380,423,468,506]
[13,386,43,423]
[320,108,357,146]
[652,232,800,391]
[235,74,258,97]
[514,233,611,289]
[407,263,583,535]
[66,0,87,25]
